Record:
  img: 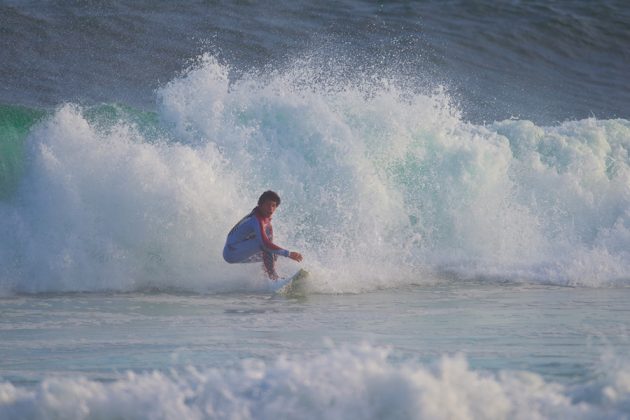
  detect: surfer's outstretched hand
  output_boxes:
[289,252,303,262]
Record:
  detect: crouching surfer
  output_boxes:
[223,190,303,280]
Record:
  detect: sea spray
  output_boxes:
[158,55,630,287]
[0,55,628,294]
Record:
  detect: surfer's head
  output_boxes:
[257,190,281,218]
[258,190,281,207]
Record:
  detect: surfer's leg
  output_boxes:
[262,250,278,279]
[223,240,277,279]
[223,240,262,263]
[241,250,277,278]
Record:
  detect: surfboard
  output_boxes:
[270,268,309,296]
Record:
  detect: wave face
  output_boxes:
[1,344,629,419]
[0,56,629,294]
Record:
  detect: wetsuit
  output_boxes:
[223,207,290,277]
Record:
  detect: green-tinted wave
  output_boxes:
[83,103,162,142]
[0,104,45,200]
[0,103,164,201]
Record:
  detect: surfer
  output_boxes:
[223,190,303,280]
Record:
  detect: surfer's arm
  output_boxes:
[254,217,290,257]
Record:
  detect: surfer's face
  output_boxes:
[259,200,278,218]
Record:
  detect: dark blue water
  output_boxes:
[1,0,629,123]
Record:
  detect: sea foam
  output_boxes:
[1,344,629,419]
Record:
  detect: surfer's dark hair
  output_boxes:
[258,190,281,206]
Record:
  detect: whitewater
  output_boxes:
[1,55,629,294]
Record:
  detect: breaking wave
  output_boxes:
[0,55,628,294]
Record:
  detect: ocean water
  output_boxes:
[1,1,629,419]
